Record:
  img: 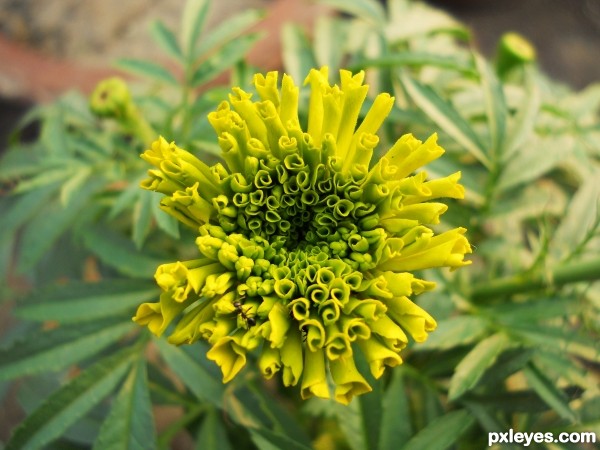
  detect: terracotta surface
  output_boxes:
[0,0,331,103]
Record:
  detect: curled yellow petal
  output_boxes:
[386,296,437,343]
[329,356,372,405]
[280,327,303,386]
[300,348,330,400]
[258,344,281,379]
[358,337,403,379]
[206,334,248,383]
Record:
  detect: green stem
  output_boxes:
[471,257,600,300]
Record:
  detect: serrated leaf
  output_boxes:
[181,0,210,57]
[16,178,103,272]
[550,177,600,260]
[511,324,600,363]
[155,338,224,407]
[249,428,313,450]
[503,68,541,161]
[5,349,134,450]
[400,72,491,168]
[60,166,92,206]
[195,407,233,450]
[475,53,507,159]
[40,107,68,156]
[194,9,264,60]
[448,332,511,400]
[319,0,385,26]
[151,199,179,239]
[486,297,575,325]
[0,185,60,243]
[417,316,489,351]
[476,349,533,387]
[81,225,165,279]
[13,167,75,194]
[379,370,412,450]
[0,144,43,181]
[497,134,575,191]
[15,280,157,323]
[132,190,153,249]
[334,400,367,450]
[114,59,178,85]
[313,16,346,73]
[523,363,578,423]
[353,52,476,75]
[93,358,157,450]
[108,177,144,220]
[0,319,134,381]
[282,24,318,86]
[191,33,263,87]
[217,380,310,445]
[150,19,182,61]
[401,410,475,450]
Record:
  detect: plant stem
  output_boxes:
[471,257,600,300]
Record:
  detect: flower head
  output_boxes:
[133,68,471,404]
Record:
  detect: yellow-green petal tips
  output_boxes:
[134,67,471,404]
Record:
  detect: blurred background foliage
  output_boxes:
[0,0,599,449]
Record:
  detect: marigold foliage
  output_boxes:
[133,67,471,404]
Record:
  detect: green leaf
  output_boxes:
[194,9,264,60]
[151,199,180,239]
[81,225,165,279]
[249,428,313,450]
[150,19,183,61]
[195,407,233,450]
[132,190,153,249]
[13,166,75,194]
[448,332,511,400]
[60,166,92,206]
[15,280,157,323]
[0,185,60,243]
[115,59,178,85]
[503,67,541,161]
[40,106,68,156]
[155,338,224,407]
[352,52,476,75]
[334,400,367,450]
[0,319,135,381]
[220,381,311,447]
[474,53,507,159]
[359,382,382,450]
[191,33,263,87]
[0,144,43,181]
[416,316,489,351]
[511,324,600,363]
[108,177,144,220]
[5,349,134,450]
[550,177,600,260]
[523,363,578,423]
[181,0,210,58]
[485,297,575,325]
[319,0,386,26]
[93,358,157,450]
[282,24,318,86]
[399,72,491,168]
[313,16,346,73]
[16,178,103,272]
[476,349,533,387]
[379,370,412,450]
[497,134,575,191]
[401,410,475,450]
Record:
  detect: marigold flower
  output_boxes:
[133,67,471,404]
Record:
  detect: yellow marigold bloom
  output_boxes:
[133,67,471,404]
